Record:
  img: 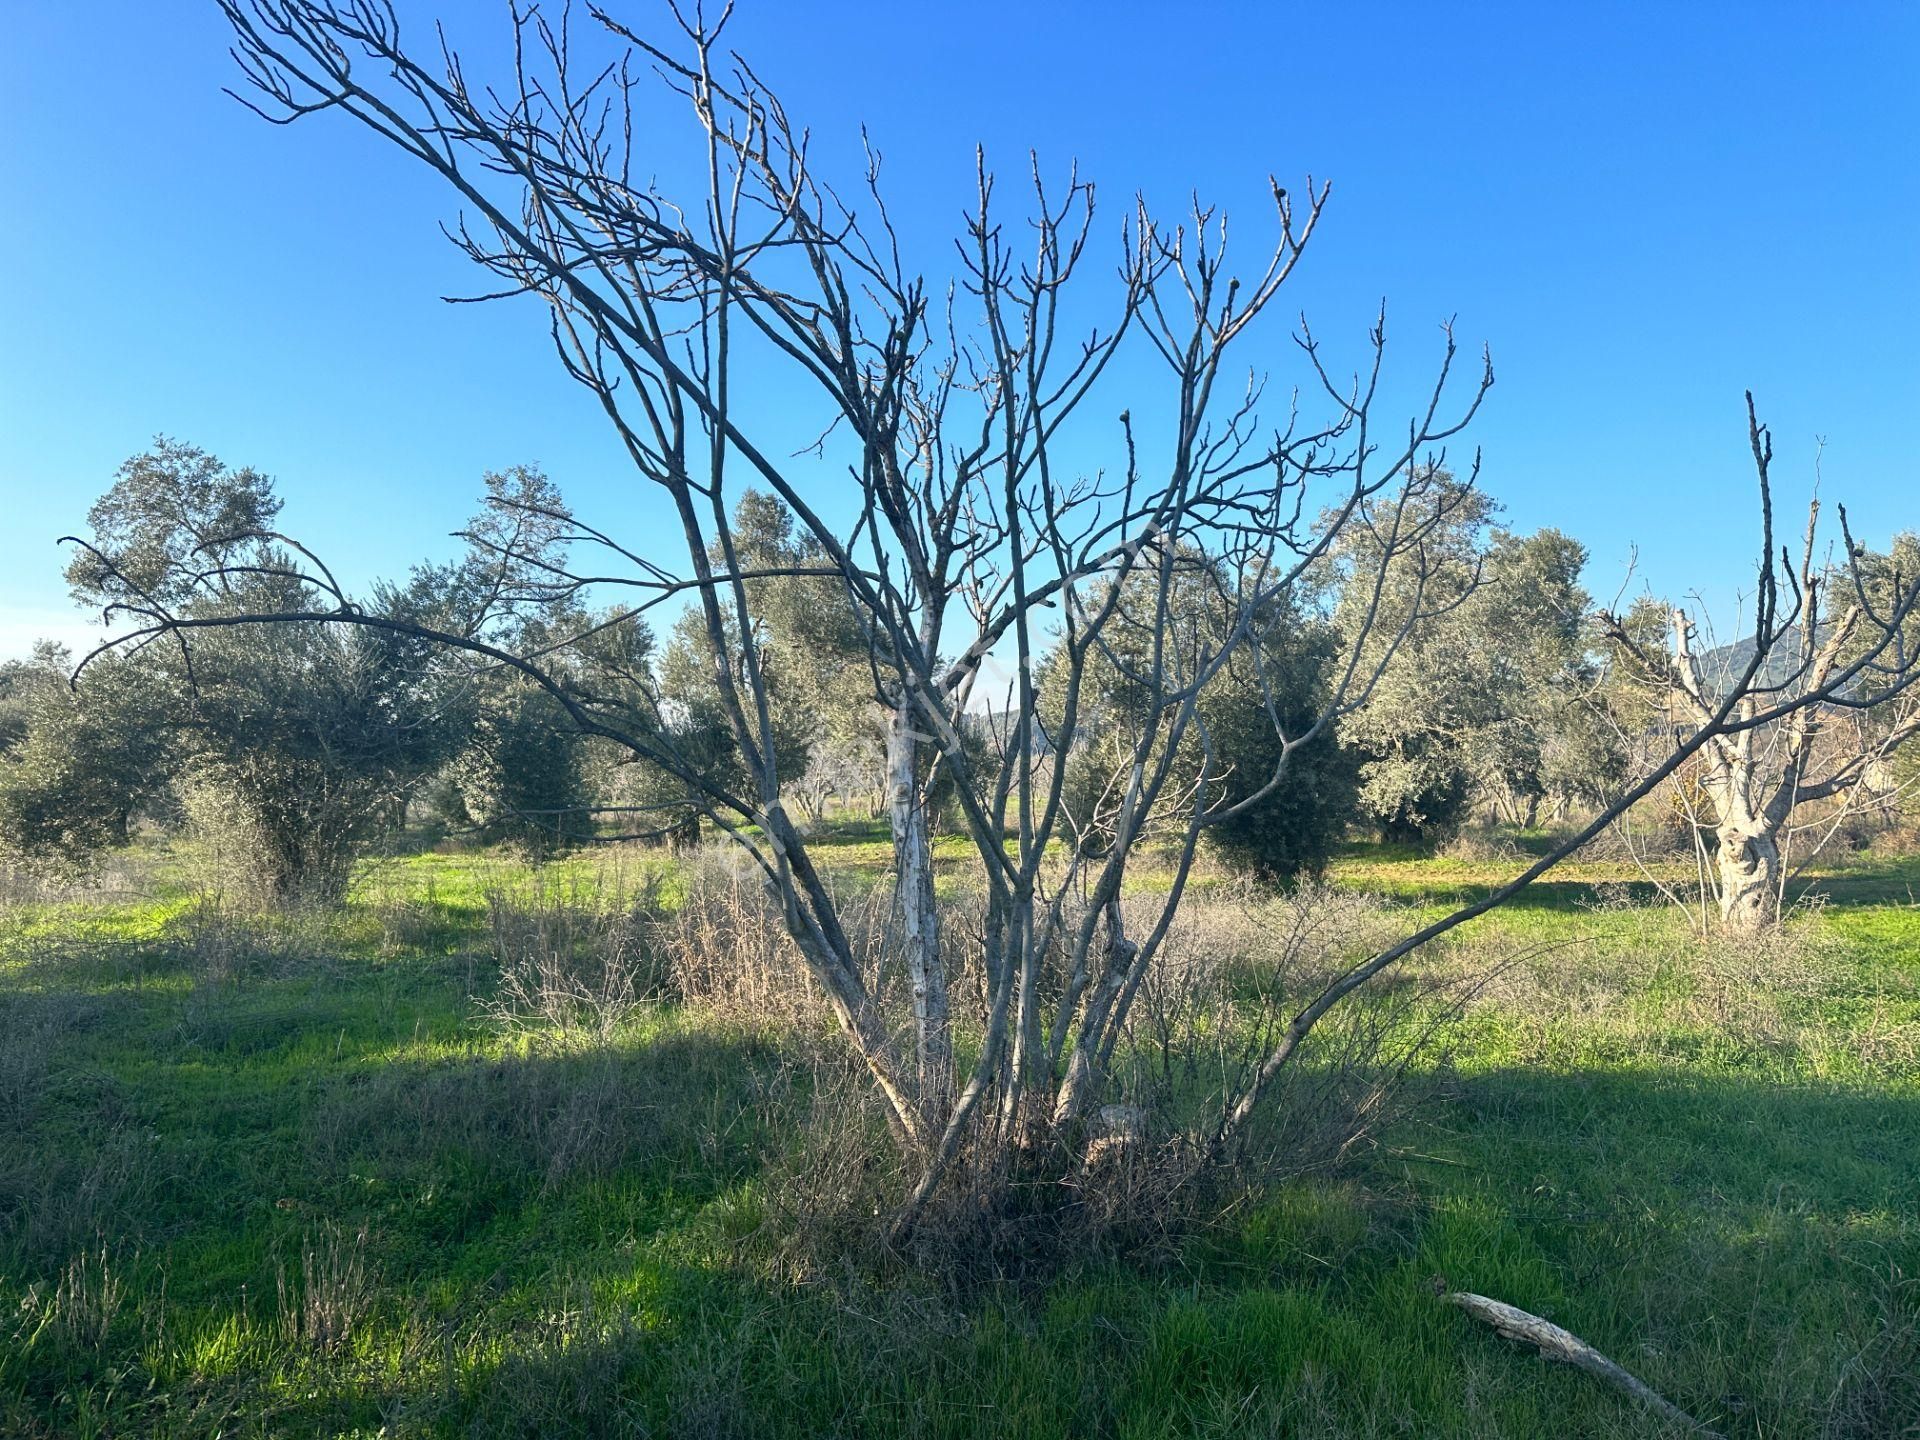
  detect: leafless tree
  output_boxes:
[1600,433,1920,932]
[80,2,1920,1232]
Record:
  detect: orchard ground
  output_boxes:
[2,826,1916,1438]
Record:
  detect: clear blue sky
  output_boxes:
[2,3,1915,659]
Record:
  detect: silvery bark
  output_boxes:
[1714,823,1782,933]
[887,699,950,1119]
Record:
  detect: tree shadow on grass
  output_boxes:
[1388,1064,1920,1439]
[199,1064,1913,1437]
[180,1067,1920,1437]
[7,936,1919,1439]
[1358,877,1660,912]
[1,1015,803,1433]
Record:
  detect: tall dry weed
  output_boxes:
[479,878,667,1047]
[275,1221,372,1356]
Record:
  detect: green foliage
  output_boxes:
[1333,476,1495,842]
[1042,553,1355,882]
[448,675,588,855]
[1471,529,1626,821]
[427,466,675,852]
[1196,615,1359,881]
[1846,532,1920,821]
[10,444,470,901]
[63,436,282,611]
[655,489,878,814]
[0,646,171,872]
[160,588,468,902]
[1336,480,1623,841]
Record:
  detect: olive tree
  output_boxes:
[1601,505,1920,932]
[56,441,467,900]
[0,644,172,870]
[1333,478,1617,841]
[1039,554,1356,883]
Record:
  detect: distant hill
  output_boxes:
[1695,622,1862,699]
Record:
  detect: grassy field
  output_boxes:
[2,832,1916,1438]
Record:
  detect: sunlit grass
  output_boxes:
[1,826,1915,1436]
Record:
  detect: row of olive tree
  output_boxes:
[11,426,1913,937]
[6,430,1632,904]
[0,444,654,899]
[1330,475,1629,843]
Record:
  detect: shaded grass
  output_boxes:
[0,832,1915,1436]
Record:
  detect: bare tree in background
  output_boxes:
[1600,450,1920,932]
[79,2,1920,1231]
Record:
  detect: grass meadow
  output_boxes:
[2,829,1916,1438]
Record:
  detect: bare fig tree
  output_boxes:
[1600,447,1920,932]
[80,1,1920,1231]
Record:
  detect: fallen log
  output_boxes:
[1444,1289,1722,1437]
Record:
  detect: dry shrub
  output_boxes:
[375,897,444,958]
[1490,882,1851,1047]
[0,1005,63,1132]
[156,901,346,1059]
[6,1245,129,1360]
[0,850,157,908]
[748,1047,907,1282]
[1,1121,157,1269]
[1042,1108,1211,1268]
[1439,824,1523,863]
[1123,881,1431,1181]
[732,1044,1058,1284]
[525,1057,647,1192]
[1681,916,1836,1046]
[454,1276,655,1436]
[276,1221,372,1356]
[479,878,667,1047]
[1588,800,1696,862]
[301,1019,761,1199]
[748,879,1452,1281]
[304,1051,648,1195]
[1854,988,1920,1077]
[1470,886,1671,1032]
[43,1245,125,1350]
[169,899,320,987]
[358,873,455,959]
[658,850,953,1066]
[461,856,1458,1277]
[659,851,836,1032]
[0,995,133,1267]
[176,911,254,997]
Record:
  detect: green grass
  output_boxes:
[2,832,1916,1437]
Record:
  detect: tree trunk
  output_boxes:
[1715,825,1781,932]
[887,702,951,1119]
[1051,896,1134,1128]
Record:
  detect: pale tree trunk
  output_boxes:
[1714,825,1782,933]
[887,702,951,1119]
[1050,895,1134,1128]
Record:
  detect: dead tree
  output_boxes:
[82,2,1920,1231]
[1600,450,1920,932]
